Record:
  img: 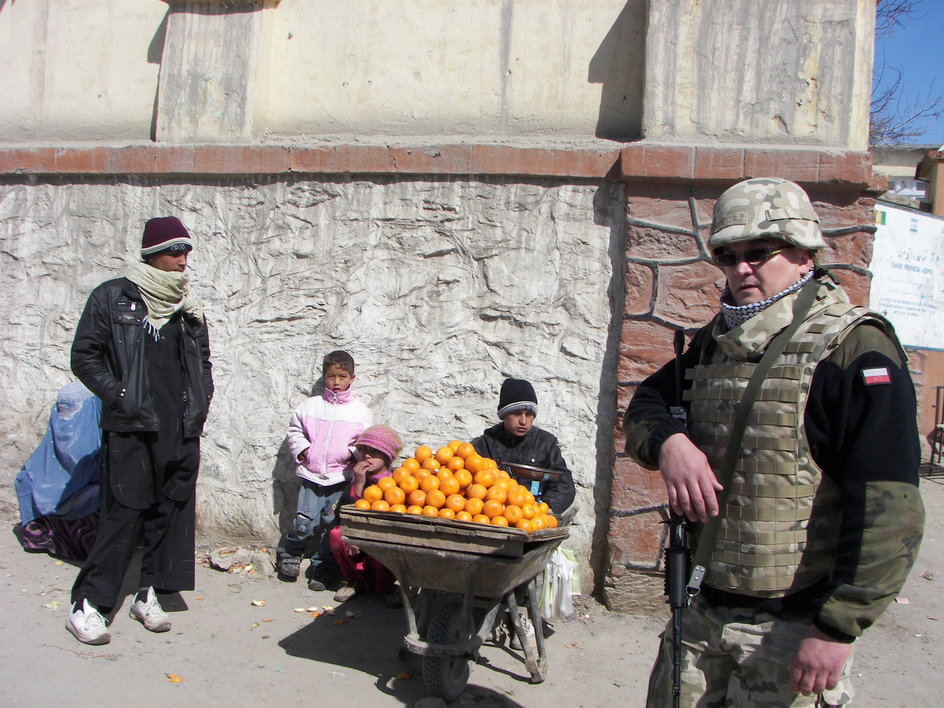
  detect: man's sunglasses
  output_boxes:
[713,246,787,267]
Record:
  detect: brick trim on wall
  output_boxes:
[0,144,873,186]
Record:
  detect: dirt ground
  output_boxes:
[2,471,942,708]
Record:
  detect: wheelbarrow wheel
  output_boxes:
[422,602,470,702]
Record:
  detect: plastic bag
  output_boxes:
[538,547,581,620]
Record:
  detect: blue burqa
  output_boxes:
[15,382,102,525]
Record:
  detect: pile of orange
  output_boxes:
[352,439,557,533]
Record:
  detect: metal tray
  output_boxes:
[499,461,563,483]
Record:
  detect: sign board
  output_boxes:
[869,203,944,350]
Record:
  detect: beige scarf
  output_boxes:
[126,261,202,337]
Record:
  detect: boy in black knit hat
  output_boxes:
[471,378,576,523]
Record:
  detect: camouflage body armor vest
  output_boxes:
[685,279,891,597]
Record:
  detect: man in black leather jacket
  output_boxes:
[65,217,213,645]
[471,378,576,522]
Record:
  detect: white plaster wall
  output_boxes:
[0,177,624,560]
[0,0,645,143]
[0,0,166,142]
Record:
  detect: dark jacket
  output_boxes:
[471,423,576,515]
[71,277,213,437]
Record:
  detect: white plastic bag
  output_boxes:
[538,547,581,620]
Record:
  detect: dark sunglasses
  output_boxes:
[713,246,787,267]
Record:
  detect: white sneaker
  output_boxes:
[66,599,111,645]
[129,587,172,632]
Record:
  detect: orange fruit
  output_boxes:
[399,475,419,494]
[384,486,406,506]
[537,502,550,515]
[426,489,446,509]
[435,468,454,482]
[473,469,495,488]
[456,510,473,522]
[456,442,476,460]
[371,499,390,512]
[448,440,463,452]
[515,518,535,533]
[434,446,455,465]
[503,504,523,525]
[466,483,487,500]
[465,454,485,473]
[507,485,530,507]
[445,493,466,513]
[422,505,439,517]
[402,458,420,473]
[406,505,424,515]
[454,469,473,489]
[390,503,407,514]
[438,508,456,520]
[446,456,466,472]
[392,467,411,484]
[354,499,371,510]
[407,489,427,507]
[484,458,499,469]
[377,476,397,492]
[490,515,509,527]
[532,515,547,530]
[420,475,441,493]
[523,490,536,505]
[414,468,431,482]
[363,485,383,503]
[415,445,433,463]
[543,514,559,528]
[485,485,507,504]
[471,514,491,525]
[521,503,537,520]
[422,457,442,471]
[464,497,484,516]
[482,499,504,519]
[439,476,461,496]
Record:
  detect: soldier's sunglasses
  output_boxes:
[713,246,787,267]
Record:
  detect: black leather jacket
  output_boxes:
[471,423,576,515]
[71,277,213,437]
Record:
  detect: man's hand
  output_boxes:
[658,433,723,523]
[789,626,852,696]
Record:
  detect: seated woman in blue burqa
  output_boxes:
[15,382,102,560]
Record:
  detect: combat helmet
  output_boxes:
[708,177,826,251]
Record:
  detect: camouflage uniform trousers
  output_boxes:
[646,595,854,707]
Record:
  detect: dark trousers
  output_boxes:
[71,430,198,611]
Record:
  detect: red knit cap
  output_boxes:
[354,425,402,465]
[141,217,193,258]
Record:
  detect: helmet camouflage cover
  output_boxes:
[708,177,826,251]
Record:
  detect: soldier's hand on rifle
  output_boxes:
[659,433,724,523]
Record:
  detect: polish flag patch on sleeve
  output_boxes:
[862,367,891,385]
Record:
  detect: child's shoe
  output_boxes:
[333,580,361,603]
[278,556,301,580]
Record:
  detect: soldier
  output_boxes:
[623,178,925,706]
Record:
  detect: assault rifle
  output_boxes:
[664,328,690,708]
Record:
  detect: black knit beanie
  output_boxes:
[497,378,538,419]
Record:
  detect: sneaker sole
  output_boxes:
[130,612,171,632]
[66,619,111,645]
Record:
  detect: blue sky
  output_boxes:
[873,1,944,145]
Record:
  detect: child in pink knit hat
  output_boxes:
[328,425,403,607]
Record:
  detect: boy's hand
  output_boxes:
[352,459,373,480]
[296,448,309,463]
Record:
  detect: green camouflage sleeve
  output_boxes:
[816,480,925,638]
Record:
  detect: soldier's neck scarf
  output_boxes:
[126,261,202,339]
[720,269,814,331]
